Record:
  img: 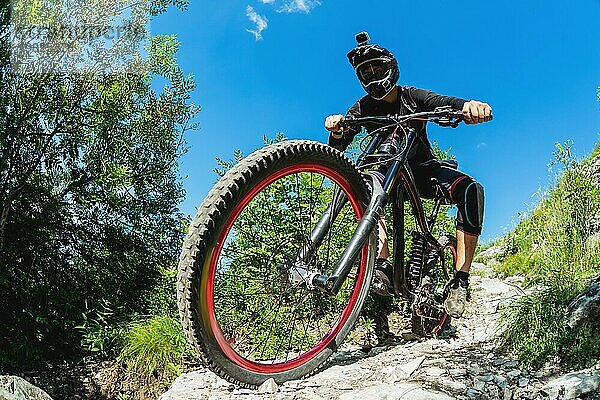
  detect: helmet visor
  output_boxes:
[356,58,391,84]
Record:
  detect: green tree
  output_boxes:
[0,0,198,367]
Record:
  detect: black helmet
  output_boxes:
[347,32,399,100]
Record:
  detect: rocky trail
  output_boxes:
[4,262,599,400]
[159,263,600,400]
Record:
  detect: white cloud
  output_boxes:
[477,142,488,149]
[260,0,275,3]
[246,5,268,40]
[278,0,321,13]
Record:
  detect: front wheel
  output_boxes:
[177,140,377,387]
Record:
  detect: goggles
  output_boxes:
[355,58,392,84]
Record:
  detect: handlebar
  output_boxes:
[340,106,465,130]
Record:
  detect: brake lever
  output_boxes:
[431,107,463,128]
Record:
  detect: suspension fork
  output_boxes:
[295,133,384,264]
[312,158,404,294]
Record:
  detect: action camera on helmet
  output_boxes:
[355,31,370,46]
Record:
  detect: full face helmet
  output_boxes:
[347,32,400,100]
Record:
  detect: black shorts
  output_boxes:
[377,160,484,235]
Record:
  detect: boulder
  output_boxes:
[566,275,600,329]
[0,376,53,400]
[541,370,600,399]
[338,383,453,400]
[475,245,506,263]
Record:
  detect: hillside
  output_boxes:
[478,142,600,368]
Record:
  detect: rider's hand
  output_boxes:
[462,100,492,125]
[325,114,345,138]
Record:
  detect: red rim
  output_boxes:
[204,163,368,373]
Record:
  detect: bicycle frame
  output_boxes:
[302,111,460,297]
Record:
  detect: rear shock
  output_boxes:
[406,231,427,294]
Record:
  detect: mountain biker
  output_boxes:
[324,32,492,334]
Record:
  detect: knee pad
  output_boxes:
[453,178,484,235]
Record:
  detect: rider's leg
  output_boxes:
[371,218,394,297]
[377,218,390,259]
[445,177,484,317]
[453,177,485,272]
[456,229,479,273]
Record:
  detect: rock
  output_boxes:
[449,368,467,378]
[473,379,486,391]
[493,357,508,366]
[475,374,494,382]
[159,371,231,399]
[338,383,453,400]
[495,375,508,389]
[468,364,484,375]
[385,357,427,382]
[438,379,468,393]
[518,377,529,387]
[333,382,353,391]
[541,370,600,399]
[566,275,600,329]
[0,376,53,400]
[369,346,386,356]
[257,378,278,394]
[503,388,513,400]
[487,385,500,399]
[503,360,520,369]
[466,388,481,399]
[424,367,446,377]
[397,356,425,378]
[586,233,600,250]
[476,245,506,262]
[507,369,522,379]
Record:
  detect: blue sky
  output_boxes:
[152,0,600,242]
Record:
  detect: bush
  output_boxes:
[118,316,192,385]
[499,142,600,367]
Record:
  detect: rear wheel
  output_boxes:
[177,140,377,387]
[411,235,456,337]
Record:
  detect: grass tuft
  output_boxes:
[118,316,191,384]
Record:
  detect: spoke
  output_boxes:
[221,245,269,262]
[306,293,325,344]
[243,191,282,244]
[224,289,285,344]
[294,173,306,235]
[324,186,341,271]
[215,271,273,284]
[282,285,307,362]
[276,176,306,239]
[230,222,276,253]
[256,282,290,360]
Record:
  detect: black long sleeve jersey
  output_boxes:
[328,86,467,167]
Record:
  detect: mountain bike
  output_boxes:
[177,106,464,387]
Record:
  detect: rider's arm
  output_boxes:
[327,101,362,151]
[407,87,492,124]
[407,87,467,111]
